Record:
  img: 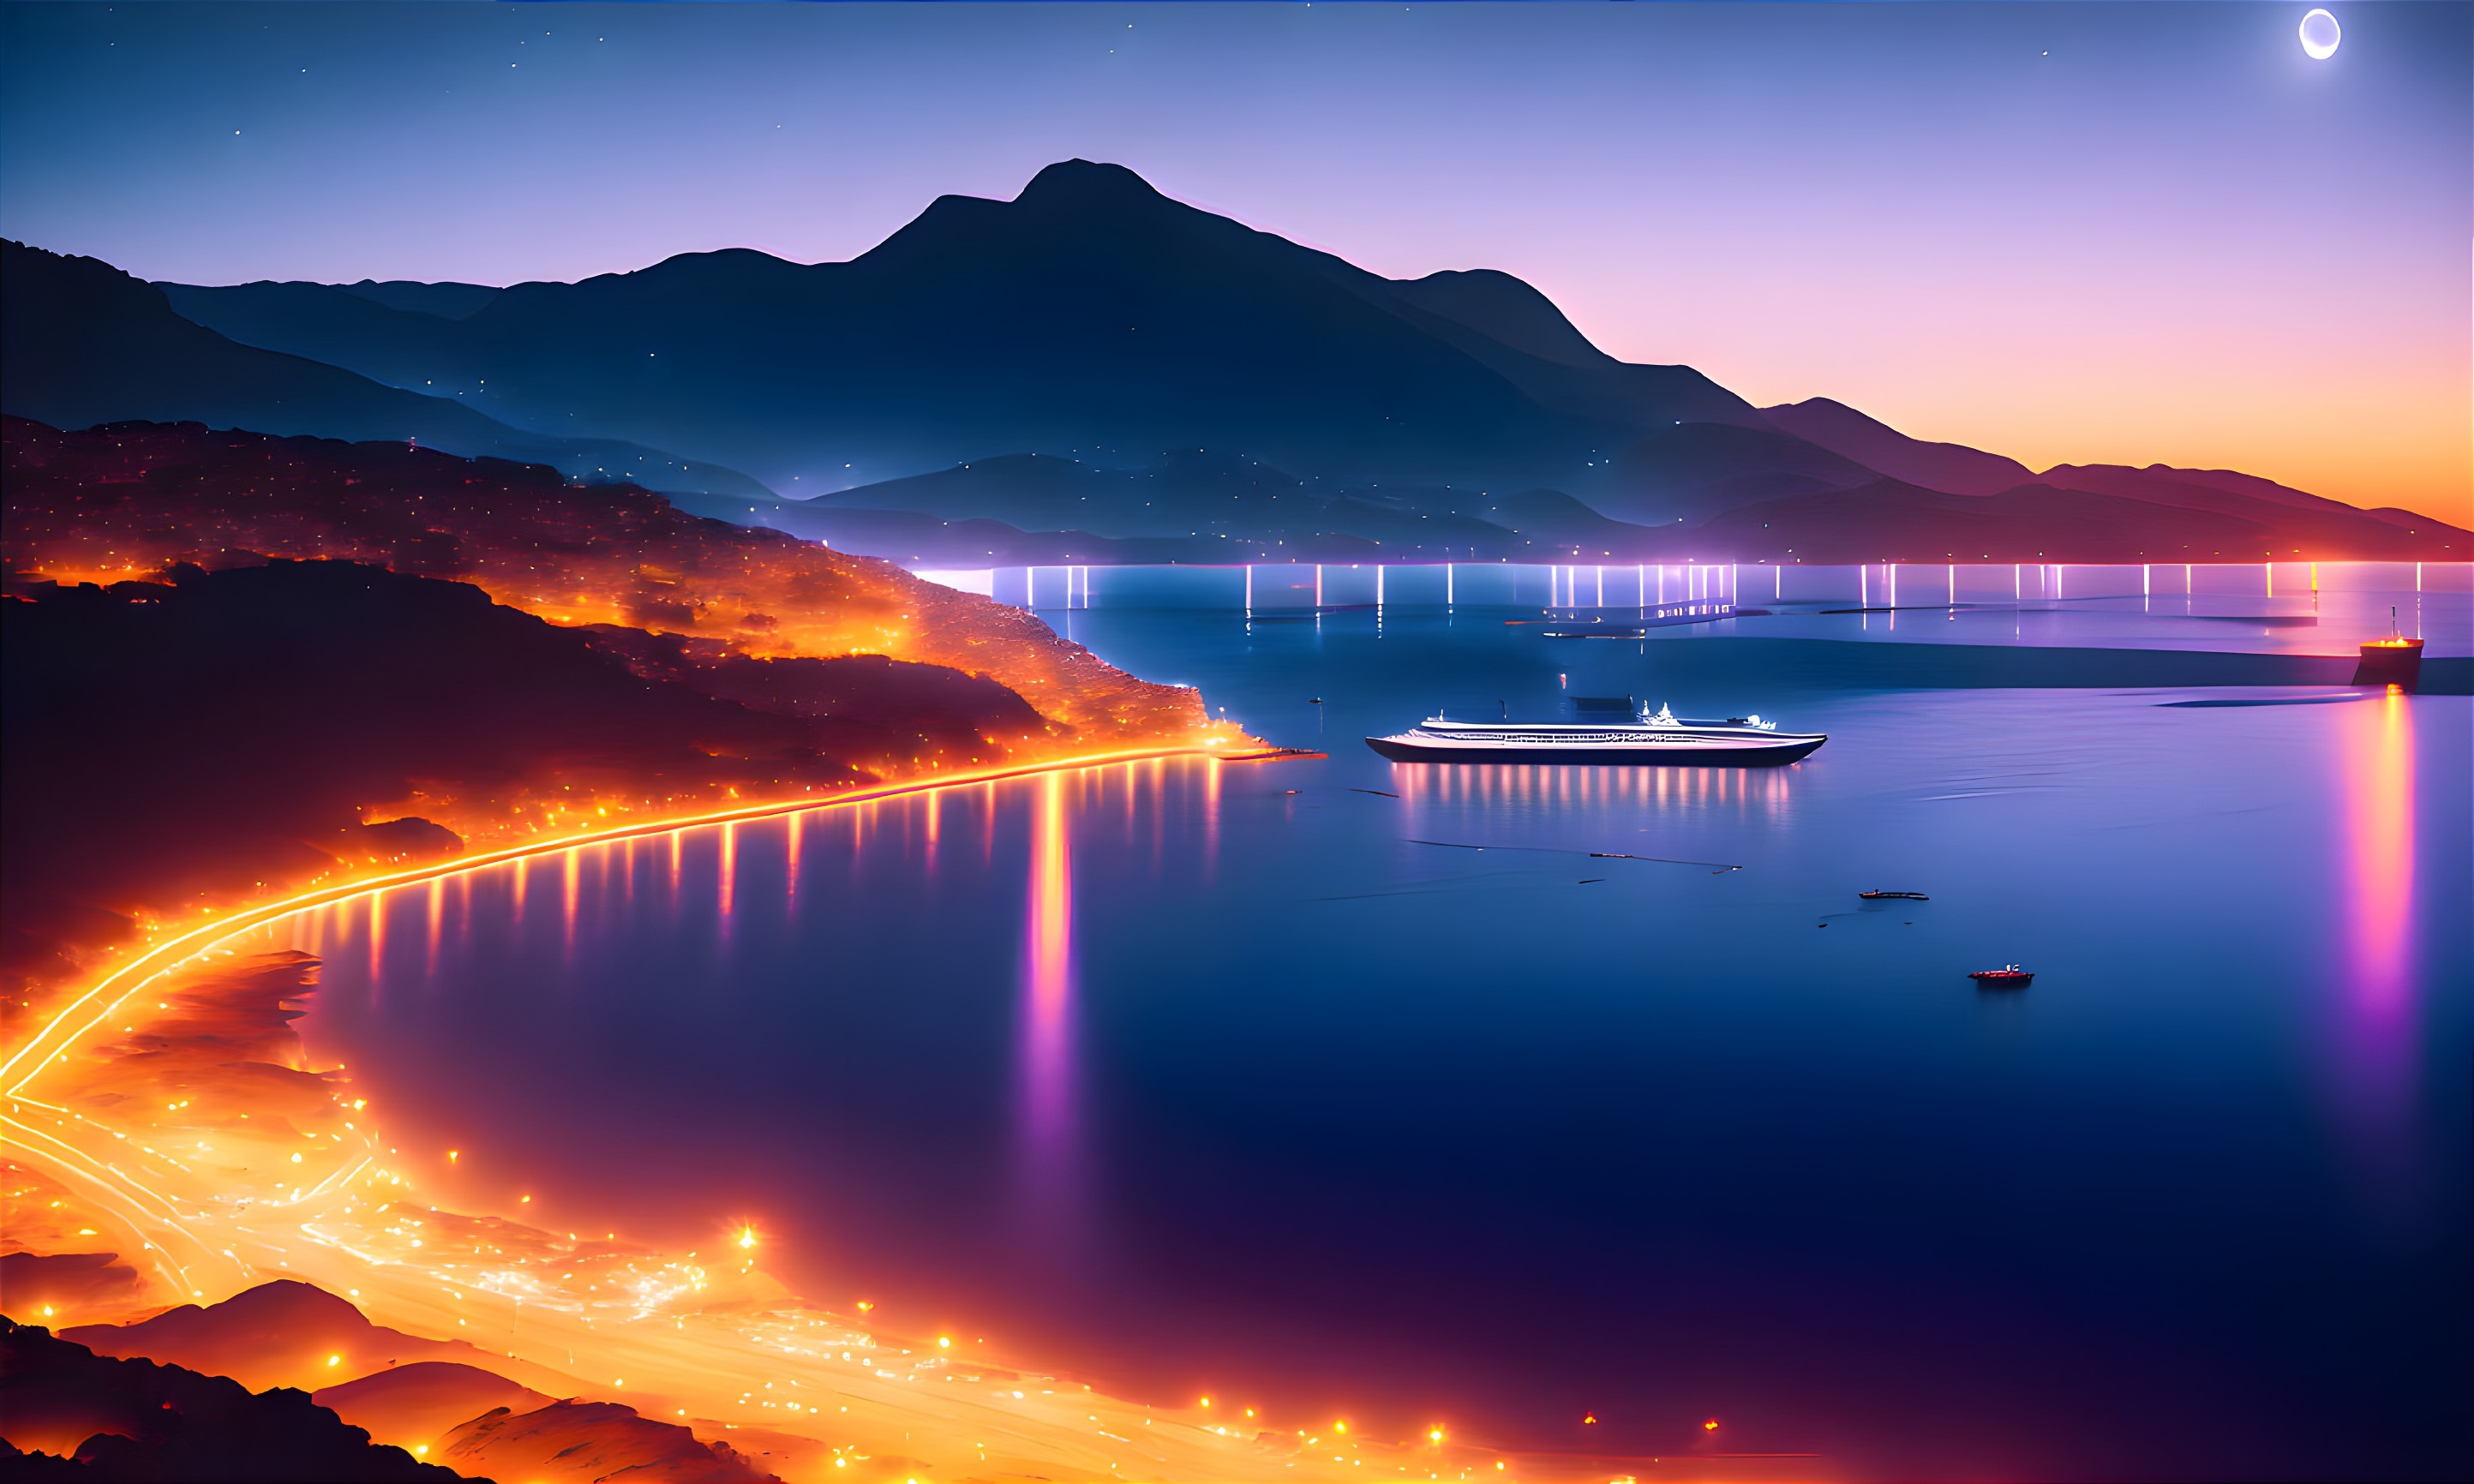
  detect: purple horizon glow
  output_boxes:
[2,3,2465,524]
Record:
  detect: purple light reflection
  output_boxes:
[1015,770,1082,1247]
[2327,689,2423,1206]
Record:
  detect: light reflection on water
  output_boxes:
[270,606,2470,1481]
[1018,771,1078,1245]
[2331,689,2424,1209]
[952,559,2474,657]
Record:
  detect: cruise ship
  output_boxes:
[1365,702,1826,766]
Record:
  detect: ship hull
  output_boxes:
[1364,734,1824,766]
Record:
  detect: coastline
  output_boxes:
[9,743,1634,1484]
[5,744,1291,1098]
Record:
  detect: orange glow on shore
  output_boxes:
[5,421,1225,748]
[3,745,1699,1484]
[4,745,1279,1103]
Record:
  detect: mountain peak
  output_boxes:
[1015,159,1168,208]
[1761,396,2033,497]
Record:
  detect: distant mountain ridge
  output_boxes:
[1758,397,2431,532]
[1,240,769,500]
[157,159,1768,496]
[8,159,2459,559]
[682,444,2460,567]
[334,278,501,320]
[1759,398,2038,498]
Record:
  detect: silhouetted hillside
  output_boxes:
[0,565,803,983]
[713,440,2464,566]
[59,1283,506,1397]
[1760,400,2452,540]
[1693,477,2464,563]
[2031,462,2435,529]
[314,1365,552,1455]
[26,158,2450,559]
[719,451,1650,563]
[2,416,1208,745]
[0,1319,473,1481]
[809,449,1313,536]
[436,1400,778,1484]
[1382,268,1608,368]
[159,159,1769,494]
[1760,398,2037,497]
[3,416,1223,989]
[1599,422,1884,525]
[0,559,1090,987]
[2,241,765,500]
[334,279,502,320]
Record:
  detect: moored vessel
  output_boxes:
[1365,703,1825,766]
[2352,607,2424,691]
[1968,964,2034,987]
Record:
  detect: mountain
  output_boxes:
[3,240,768,500]
[314,1362,554,1452]
[334,278,502,320]
[2029,462,2435,531]
[5,416,1229,982]
[695,440,2461,566]
[1597,421,1884,525]
[1758,398,2450,540]
[1760,398,2037,497]
[437,1400,781,1484]
[1383,268,1608,368]
[158,159,1774,495]
[57,1280,531,1397]
[3,416,1205,741]
[0,1319,467,1482]
[0,1252,146,1325]
[1691,476,2460,564]
[702,448,1674,564]
[808,448,1313,536]
[21,159,2451,559]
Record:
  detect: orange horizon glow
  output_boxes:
[1698,352,2472,534]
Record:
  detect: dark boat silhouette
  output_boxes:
[1860,890,1930,901]
[1968,964,2034,987]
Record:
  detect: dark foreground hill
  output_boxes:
[1,416,1204,739]
[8,1295,787,1483]
[0,1318,473,1481]
[1,416,1219,989]
[0,559,1043,987]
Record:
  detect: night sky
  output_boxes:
[3,3,2465,524]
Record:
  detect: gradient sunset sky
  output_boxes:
[3,2,2465,525]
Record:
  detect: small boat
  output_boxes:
[1365,702,1825,766]
[1860,890,1930,901]
[1968,964,2034,987]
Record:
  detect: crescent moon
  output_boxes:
[2299,9,2341,60]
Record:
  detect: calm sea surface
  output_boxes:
[280,565,2470,1480]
